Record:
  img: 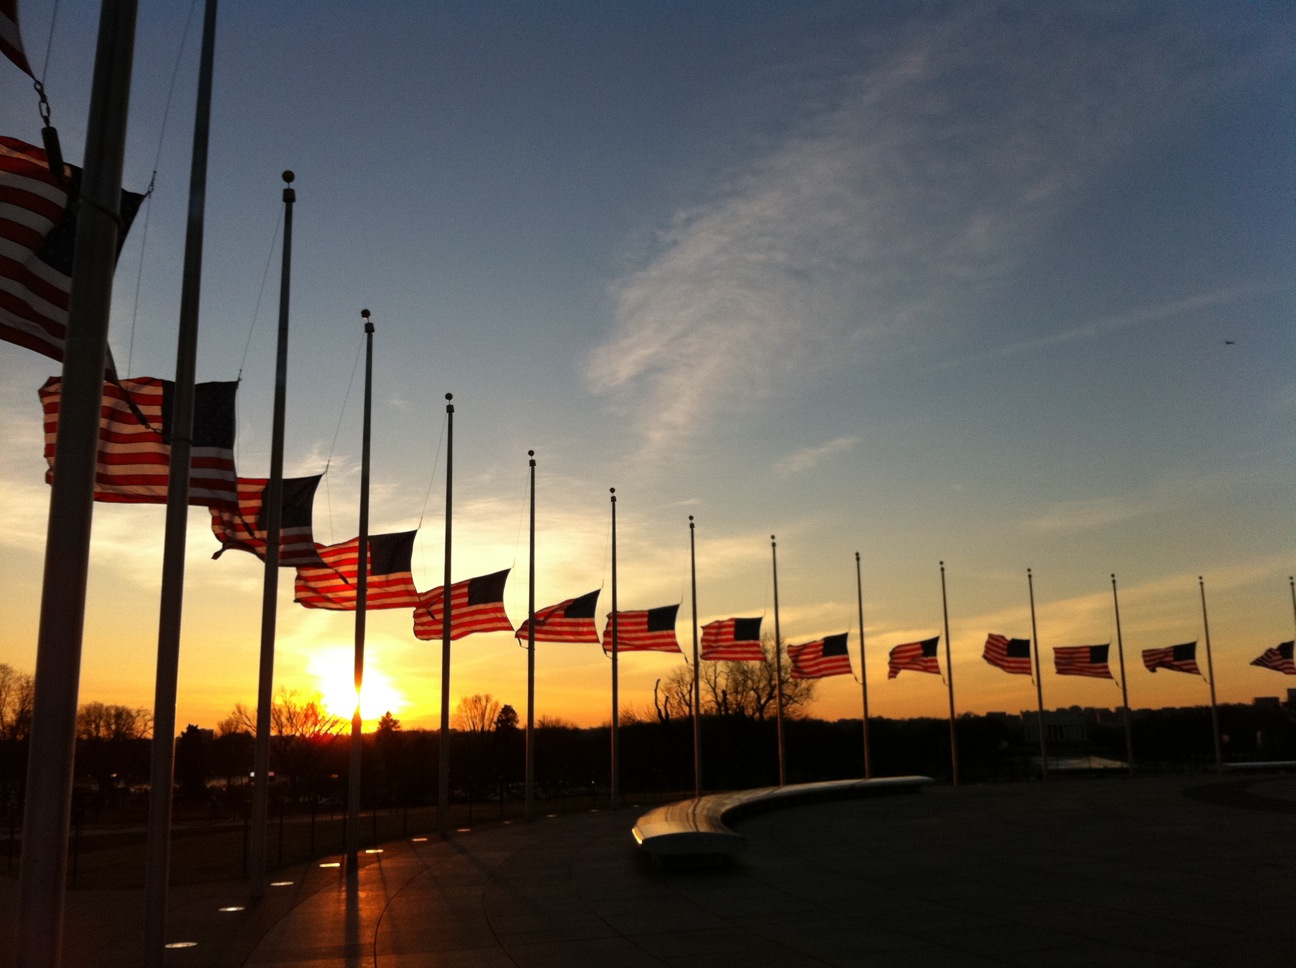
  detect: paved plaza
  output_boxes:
[3,773,1294,966]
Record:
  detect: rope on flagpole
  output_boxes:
[321,333,366,543]
[123,0,201,376]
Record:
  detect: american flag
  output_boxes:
[40,376,238,509]
[210,475,325,567]
[888,636,940,679]
[294,530,421,610]
[1053,644,1113,679]
[983,633,1032,676]
[1,137,143,360]
[1250,641,1295,676]
[0,1,32,77]
[788,632,853,679]
[515,589,600,644]
[603,605,681,654]
[700,616,764,661]
[413,569,513,641]
[1142,641,1201,675]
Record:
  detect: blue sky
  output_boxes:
[1,1,1292,731]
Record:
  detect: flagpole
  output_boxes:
[144,2,218,959]
[940,561,958,786]
[1199,576,1223,772]
[524,450,536,821]
[15,4,138,965]
[437,394,454,836]
[854,552,872,779]
[609,488,619,806]
[1289,575,1294,642]
[1027,568,1047,780]
[346,311,375,863]
[1111,574,1134,775]
[771,536,786,787]
[689,516,701,798]
[248,170,295,897]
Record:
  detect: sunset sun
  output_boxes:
[308,647,407,727]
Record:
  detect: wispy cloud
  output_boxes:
[945,281,1290,369]
[776,436,859,476]
[587,8,1248,462]
[1023,497,1151,535]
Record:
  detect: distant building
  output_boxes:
[1253,697,1281,710]
[1022,709,1089,745]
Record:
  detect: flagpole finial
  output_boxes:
[855,550,860,562]
[528,449,534,457]
[445,392,452,401]
[360,309,373,335]
[282,171,295,202]
[282,170,294,184]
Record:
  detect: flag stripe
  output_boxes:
[603,605,681,653]
[983,633,1033,676]
[0,1,33,76]
[210,475,325,567]
[40,376,238,509]
[515,590,601,644]
[1142,642,1200,675]
[1053,644,1113,679]
[413,569,513,640]
[700,616,764,661]
[1,137,142,360]
[888,637,941,679]
[1250,641,1295,675]
[789,632,852,678]
[294,531,421,610]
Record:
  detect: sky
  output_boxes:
[2,0,1293,736]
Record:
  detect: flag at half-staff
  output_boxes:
[888,636,941,679]
[700,616,763,661]
[1054,644,1114,679]
[1,137,144,360]
[1142,641,1201,675]
[788,632,852,679]
[1,2,34,76]
[414,568,513,640]
[39,376,238,509]
[983,634,1032,676]
[603,604,681,653]
[210,474,325,566]
[515,589,599,644]
[294,530,421,609]
[1250,641,1295,675]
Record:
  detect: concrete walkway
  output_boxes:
[3,773,1294,966]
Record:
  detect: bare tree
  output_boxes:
[220,688,343,792]
[665,634,817,720]
[0,663,35,741]
[75,701,153,740]
[453,694,501,733]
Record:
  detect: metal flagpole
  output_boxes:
[1290,576,1295,638]
[609,488,619,806]
[437,394,454,836]
[15,4,137,966]
[940,561,959,786]
[524,450,536,821]
[689,516,701,798]
[1199,576,1223,772]
[249,170,295,897]
[1111,574,1134,775]
[1027,568,1047,780]
[144,2,218,959]
[770,536,786,787]
[855,552,871,780]
[346,312,375,863]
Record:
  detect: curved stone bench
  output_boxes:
[632,775,933,861]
